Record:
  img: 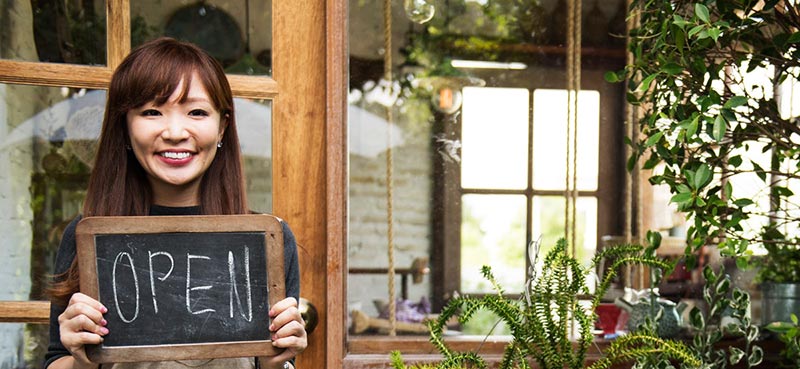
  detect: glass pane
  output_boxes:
[461,87,529,190]
[2,1,107,65]
[532,89,600,191]
[133,0,272,76]
[238,99,273,213]
[531,196,598,266]
[0,82,271,366]
[347,0,627,341]
[461,194,526,294]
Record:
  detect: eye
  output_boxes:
[141,109,161,117]
[189,109,210,117]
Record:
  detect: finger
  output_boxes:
[271,323,307,353]
[269,297,298,317]
[69,293,108,313]
[269,306,303,332]
[62,302,108,327]
[72,314,110,336]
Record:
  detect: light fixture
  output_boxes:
[416,75,485,115]
[404,0,435,24]
[450,59,528,70]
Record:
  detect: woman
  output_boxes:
[44,37,306,369]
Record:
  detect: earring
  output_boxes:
[217,142,223,148]
[125,144,132,151]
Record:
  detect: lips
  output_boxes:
[157,150,194,165]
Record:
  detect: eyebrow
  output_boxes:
[182,97,213,104]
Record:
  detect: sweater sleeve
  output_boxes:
[44,216,82,369]
[281,221,300,302]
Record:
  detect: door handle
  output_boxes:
[299,297,319,334]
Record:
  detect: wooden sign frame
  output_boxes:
[75,214,285,363]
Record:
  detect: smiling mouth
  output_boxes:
[160,151,192,159]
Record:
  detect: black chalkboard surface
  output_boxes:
[75,215,285,363]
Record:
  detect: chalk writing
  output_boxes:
[92,232,270,346]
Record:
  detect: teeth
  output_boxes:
[161,152,191,159]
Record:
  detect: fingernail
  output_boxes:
[100,306,108,313]
[101,319,107,326]
[100,327,109,335]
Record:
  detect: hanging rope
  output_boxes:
[565,0,581,256]
[623,0,634,285]
[383,0,397,336]
[621,0,643,287]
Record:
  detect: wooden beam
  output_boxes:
[326,0,348,366]
[0,301,50,324]
[106,0,131,70]
[273,0,327,367]
[0,60,111,89]
[227,75,279,100]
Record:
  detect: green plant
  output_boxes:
[607,0,800,282]
[765,313,800,368]
[391,238,700,369]
[688,266,762,369]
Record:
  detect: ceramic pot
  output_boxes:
[761,282,800,324]
[615,297,683,338]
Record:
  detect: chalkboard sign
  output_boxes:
[75,215,285,363]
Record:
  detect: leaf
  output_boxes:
[695,164,711,190]
[695,3,710,23]
[712,115,727,141]
[708,27,722,42]
[736,257,748,270]
[662,63,684,75]
[637,73,658,93]
[724,96,748,108]
[792,313,798,325]
[733,198,754,207]
[715,277,731,295]
[752,162,767,182]
[672,14,690,28]
[746,325,759,342]
[671,192,693,205]
[686,116,699,138]
[604,71,621,83]
[748,346,764,366]
[728,347,744,364]
[688,25,705,38]
[645,131,664,147]
[787,31,800,44]
[728,155,742,167]
[689,307,705,330]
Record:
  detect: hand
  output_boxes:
[57,292,108,367]
[258,297,307,369]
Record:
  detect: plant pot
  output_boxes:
[761,282,800,324]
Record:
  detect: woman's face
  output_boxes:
[126,72,225,206]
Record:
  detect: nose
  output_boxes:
[161,115,190,142]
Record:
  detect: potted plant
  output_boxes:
[608,0,800,325]
[390,238,699,369]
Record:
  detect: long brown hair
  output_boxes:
[50,37,249,302]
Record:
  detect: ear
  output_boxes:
[219,112,230,141]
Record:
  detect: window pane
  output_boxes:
[346,0,627,342]
[461,194,526,293]
[461,87,530,190]
[532,89,599,191]
[531,196,598,266]
[1,1,107,65]
[133,0,272,76]
[0,82,272,366]
[240,98,274,213]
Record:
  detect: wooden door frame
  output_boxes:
[0,0,344,368]
[273,0,348,368]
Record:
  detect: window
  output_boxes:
[0,1,276,366]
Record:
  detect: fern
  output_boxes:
[394,237,699,369]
